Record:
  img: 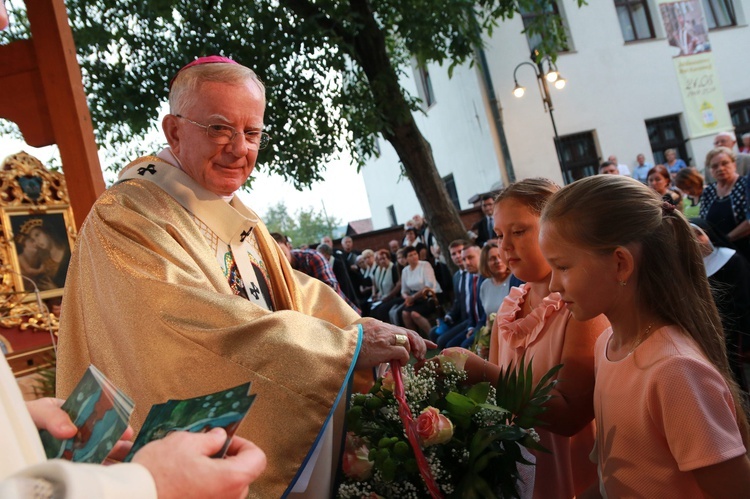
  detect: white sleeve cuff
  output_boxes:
[5,460,157,499]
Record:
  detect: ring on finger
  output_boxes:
[394,333,408,347]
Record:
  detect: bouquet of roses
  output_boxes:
[338,351,561,498]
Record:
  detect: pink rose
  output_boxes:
[342,433,373,480]
[381,370,395,393]
[438,349,469,371]
[416,407,454,447]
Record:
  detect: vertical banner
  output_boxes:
[657,0,733,138]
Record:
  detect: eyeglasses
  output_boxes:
[175,114,270,150]
[710,160,734,170]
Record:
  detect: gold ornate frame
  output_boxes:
[0,151,76,309]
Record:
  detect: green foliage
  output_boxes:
[0,0,579,185]
[495,355,562,433]
[263,201,339,247]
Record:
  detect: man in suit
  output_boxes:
[472,194,496,247]
[341,236,360,270]
[430,239,467,341]
[436,244,485,349]
[341,235,365,306]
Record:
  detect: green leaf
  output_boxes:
[494,355,565,433]
[466,381,491,404]
[445,391,477,416]
[469,428,493,457]
[520,433,551,453]
[476,402,508,413]
[470,475,499,499]
[474,450,502,472]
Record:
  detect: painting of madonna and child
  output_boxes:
[9,212,73,296]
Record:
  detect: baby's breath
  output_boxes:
[337,481,373,498]
[527,428,541,443]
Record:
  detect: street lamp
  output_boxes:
[512,50,567,176]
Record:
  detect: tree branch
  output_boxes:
[278,0,356,49]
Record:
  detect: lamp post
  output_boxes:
[512,50,567,178]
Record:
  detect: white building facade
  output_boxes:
[361,0,750,229]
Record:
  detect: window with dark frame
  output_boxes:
[729,99,750,141]
[615,0,656,41]
[442,174,461,210]
[558,131,599,184]
[645,115,689,166]
[519,2,569,53]
[416,66,435,109]
[702,0,737,29]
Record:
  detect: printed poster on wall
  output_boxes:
[657,0,732,138]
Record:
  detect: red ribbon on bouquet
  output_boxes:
[390,361,444,499]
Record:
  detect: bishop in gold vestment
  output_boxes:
[56,57,428,498]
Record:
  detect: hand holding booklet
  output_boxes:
[40,365,256,464]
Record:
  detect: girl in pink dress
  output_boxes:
[539,175,750,497]
[448,178,609,499]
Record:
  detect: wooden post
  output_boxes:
[0,0,105,228]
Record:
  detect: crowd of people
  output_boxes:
[1,4,749,492]
[600,133,750,266]
[274,199,518,360]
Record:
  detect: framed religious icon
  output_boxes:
[0,152,76,303]
[5,209,74,297]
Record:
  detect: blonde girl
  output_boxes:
[450,178,609,499]
[539,175,750,497]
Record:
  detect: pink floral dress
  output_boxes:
[489,284,598,499]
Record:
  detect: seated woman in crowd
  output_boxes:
[647,164,683,210]
[478,242,512,317]
[700,147,750,261]
[403,227,427,260]
[400,245,441,337]
[674,167,704,218]
[369,249,404,323]
[471,242,513,358]
[446,179,609,499]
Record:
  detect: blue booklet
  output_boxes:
[40,365,255,464]
[123,382,256,461]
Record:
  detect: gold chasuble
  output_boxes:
[56,156,364,498]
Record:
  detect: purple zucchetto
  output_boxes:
[169,55,238,89]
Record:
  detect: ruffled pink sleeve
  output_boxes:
[489,284,564,367]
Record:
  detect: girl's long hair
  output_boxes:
[541,175,749,446]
